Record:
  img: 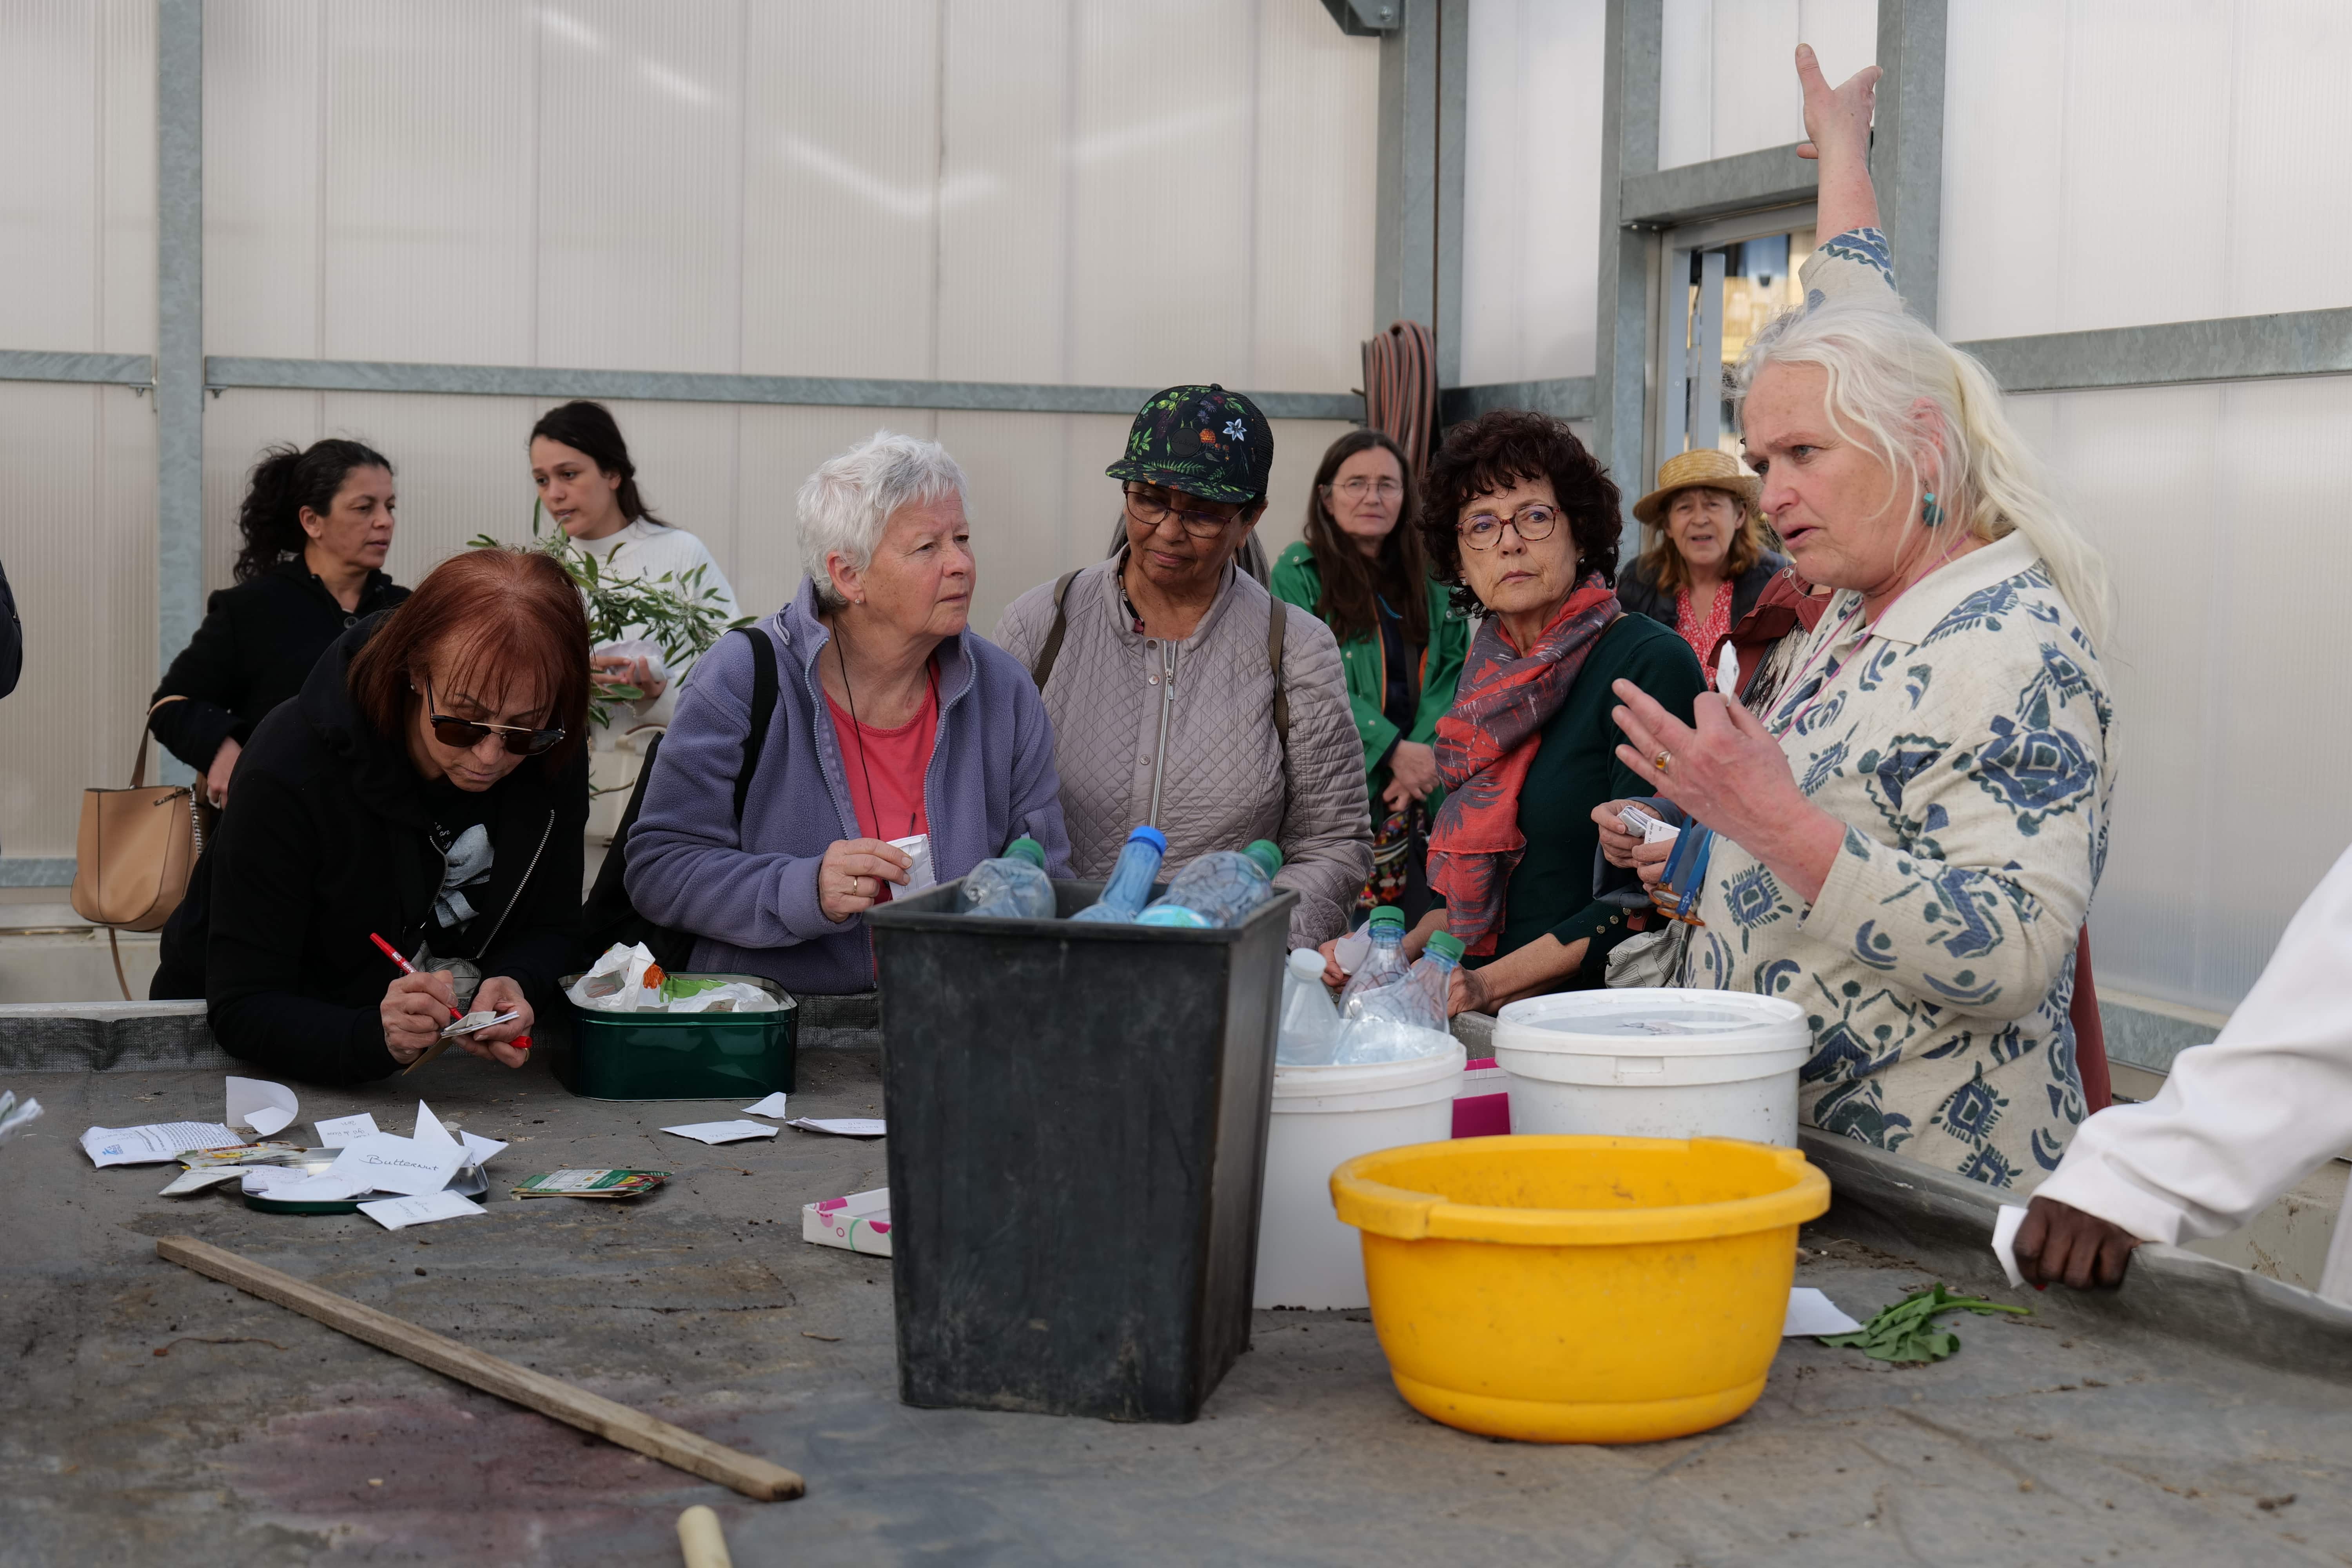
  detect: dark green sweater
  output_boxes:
[1457,612,1707,984]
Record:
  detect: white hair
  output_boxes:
[796,430,968,610]
[1732,300,2114,648]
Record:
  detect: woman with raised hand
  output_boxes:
[1269,429,1468,920]
[625,431,1069,995]
[151,439,407,808]
[153,549,590,1085]
[529,399,741,737]
[1600,47,2116,1191]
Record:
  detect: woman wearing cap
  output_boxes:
[628,432,1070,995]
[1316,410,1708,1013]
[995,385,1372,950]
[152,549,590,1085]
[1598,47,2115,1192]
[1618,448,1789,677]
[1270,429,1468,920]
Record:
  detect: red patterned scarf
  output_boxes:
[1427,576,1622,955]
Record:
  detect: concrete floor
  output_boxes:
[5,1047,2349,1566]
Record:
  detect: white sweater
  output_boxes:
[572,519,741,735]
[2035,843,2352,1303]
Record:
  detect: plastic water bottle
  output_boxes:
[961,837,1054,919]
[1276,948,1341,1066]
[1071,826,1168,924]
[1332,931,1463,1065]
[1334,906,1410,1016]
[1139,840,1284,928]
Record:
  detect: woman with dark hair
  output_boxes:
[528,399,740,735]
[1270,429,1468,918]
[1317,410,1706,1013]
[152,549,591,1086]
[149,438,405,807]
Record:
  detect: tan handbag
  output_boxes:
[71,696,214,997]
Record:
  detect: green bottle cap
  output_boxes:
[1243,840,1283,877]
[1369,904,1405,929]
[1005,837,1046,869]
[1426,931,1466,962]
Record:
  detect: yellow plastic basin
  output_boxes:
[1331,1134,1830,1444]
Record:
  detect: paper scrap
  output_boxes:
[80,1123,241,1167]
[225,1076,300,1138]
[328,1132,468,1196]
[440,1009,519,1038]
[313,1113,381,1149]
[889,833,936,893]
[239,1167,311,1195]
[661,1120,783,1145]
[786,1118,887,1138]
[159,1167,249,1197]
[0,1090,43,1147]
[458,1130,507,1167]
[1783,1286,1862,1337]
[359,1191,487,1230]
[1992,1203,2029,1289]
[413,1101,458,1149]
[246,1172,367,1203]
[741,1093,791,1118]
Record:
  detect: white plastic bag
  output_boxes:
[568,942,661,1012]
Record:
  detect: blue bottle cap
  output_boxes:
[1127,825,1168,853]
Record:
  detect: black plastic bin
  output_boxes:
[865,875,1296,1424]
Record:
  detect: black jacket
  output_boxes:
[149,559,409,772]
[0,557,19,699]
[154,617,588,1085]
[1617,552,1790,639]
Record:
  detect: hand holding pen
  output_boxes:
[369,932,533,1071]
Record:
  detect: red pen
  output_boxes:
[368,931,531,1054]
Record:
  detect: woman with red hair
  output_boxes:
[154,549,591,1085]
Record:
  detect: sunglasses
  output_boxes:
[422,677,564,757]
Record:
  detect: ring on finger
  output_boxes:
[1653,748,1673,774]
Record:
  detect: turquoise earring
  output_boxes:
[1921,490,1944,528]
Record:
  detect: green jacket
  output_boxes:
[1269,541,1469,804]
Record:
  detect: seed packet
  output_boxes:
[510,1168,670,1200]
[177,1141,310,1169]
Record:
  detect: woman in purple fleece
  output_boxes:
[623,432,1071,994]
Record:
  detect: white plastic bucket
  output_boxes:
[1492,993,1811,1146]
[1254,1043,1465,1310]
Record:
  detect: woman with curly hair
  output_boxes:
[1317,409,1706,1013]
[149,439,407,808]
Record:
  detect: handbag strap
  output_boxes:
[135,695,190,791]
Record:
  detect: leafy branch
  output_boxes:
[470,503,751,728]
[1818,1283,2029,1364]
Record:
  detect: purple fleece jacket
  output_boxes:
[624,578,1071,994]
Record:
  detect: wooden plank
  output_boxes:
[156,1235,806,1501]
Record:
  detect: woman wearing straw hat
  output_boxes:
[1618,447,1788,674]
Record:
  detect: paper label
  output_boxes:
[661,1120,783,1145]
[785,1117,887,1138]
[313,1113,381,1149]
[329,1133,468,1196]
[360,1191,487,1230]
[80,1123,241,1167]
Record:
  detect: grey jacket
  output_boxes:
[995,555,1373,950]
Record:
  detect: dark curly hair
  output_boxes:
[1419,410,1621,614]
[231,438,394,584]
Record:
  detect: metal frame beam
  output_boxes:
[0,350,153,387]
[1617,142,1816,229]
[1873,0,1947,328]
[203,357,1362,423]
[155,0,203,789]
[1957,308,2352,395]
[1372,0,1438,333]
[1590,0,1662,556]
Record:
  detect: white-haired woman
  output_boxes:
[1599,47,2116,1192]
[626,431,1071,995]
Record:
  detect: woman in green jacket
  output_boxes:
[1271,429,1468,919]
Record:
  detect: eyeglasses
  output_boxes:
[423,678,564,757]
[1124,484,1243,541]
[1325,476,1403,501]
[1458,503,1561,551]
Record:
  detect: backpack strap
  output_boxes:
[1029,569,1081,691]
[734,624,778,824]
[1266,598,1290,746]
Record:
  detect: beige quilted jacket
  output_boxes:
[995,556,1373,949]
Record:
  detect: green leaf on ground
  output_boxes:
[1818,1283,2030,1364]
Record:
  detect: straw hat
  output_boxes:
[1632,448,1762,527]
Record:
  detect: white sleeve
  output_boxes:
[2035,844,2352,1247]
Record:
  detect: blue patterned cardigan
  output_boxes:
[1679,230,2115,1192]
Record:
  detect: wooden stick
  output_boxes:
[156,1236,806,1501]
[677,1505,735,1568]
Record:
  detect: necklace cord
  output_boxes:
[836,633,926,839]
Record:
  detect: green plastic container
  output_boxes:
[552,973,798,1101]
